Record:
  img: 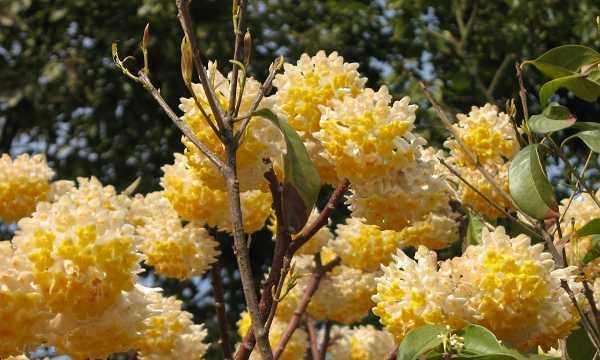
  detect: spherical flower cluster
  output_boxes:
[0,242,51,358]
[445,104,519,166]
[50,285,153,360]
[0,153,54,223]
[329,217,403,272]
[455,162,512,220]
[162,154,271,234]
[305,249,378,324]
[372,226,579,350]
[271,51,366,184]
[398,212,459,250]
[269,209,332,255]
[180,63,283,192]
[315,87,420,185]
[130,192,220,279]
[13,177,139,319]
[328,325,396,360]
[372,247,462,343]
[138,292,209,360]
[237,311,308,360]
[449,227,579,350]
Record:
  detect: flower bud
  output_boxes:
[180,36,193,87]
[243,29,252,66]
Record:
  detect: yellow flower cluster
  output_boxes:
[130,192,220,279]
[269,209,333,255]
[138,292,209,360]
[373,226,579,351]
[0,153,54,223]
[180,63,283,192]
[315,88,419,184]
[328,325,396,360]
[271,51,366,184]
[237,311,308,360]
[13,177,139,319]
[0,242,51,357]
[50,285,153,360]
[329,217,403,272]
[162,153,271,234]
[444,104,519,219]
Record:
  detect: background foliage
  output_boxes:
[2,0,600,357]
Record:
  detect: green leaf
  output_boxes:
[528,103,576,133]
[567,326,596,360]
[525,45,600,79]
[460,325,507,354]
[467,212,485,245]
[253,108,321,233]
[508,145,558,220]
[572,122,600,131]
[397,325,448,360]
[582,235,600,264]
[563,130,600,153]
[539,74,600,105]
[576,218,600,237]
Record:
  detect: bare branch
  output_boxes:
[306,318,320,360]
[228,0,247,117]
[211,262,233,360]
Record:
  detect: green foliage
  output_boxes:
[396,324,447,360]
[567,326,597,360]
[508,144,557,220]
[254,108,321,233]
[529,103,576,133]
[563,130,600,153]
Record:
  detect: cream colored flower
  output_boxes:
[329,217,403,272]
[372,247,463,343]
[328,325,396,360]
[138,291,209,360]
[50,285,153,360]
[13,177,139,319]
[449,226,579,350]
[161,154,271,234]
[315,87,421,185]
[0,242,52,358]
[131,192,220,279]
[0,153,54,223]
[455,162,512,220]
[398,212,459,250]
[444,104,519,167]
[181,63,283,192]
[237,311,308,360]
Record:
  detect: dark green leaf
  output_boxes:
[528,103,576,133]
[576,218,600,237]
[572,122,600,131]
[254,108,321,233]
[467,212,485,245]
[539,74,600,105]
[526,45,600,79]
[563,130,600,153]
[582,235,600,264]
[397,325,447,360]
[567,326,596,360]
[508,144,558,220]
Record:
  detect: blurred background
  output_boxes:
[2,0,600,358]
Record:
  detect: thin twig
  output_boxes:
[211,263,233,360]
[487,53,514,98]
[288,179,350,256]
[515,63,533,144]
[273,256,341,359]
[235,58,282,143]
[306,318,320,360]
[318,321,333,360]
[176,0,227,131]
[137,71,227,173]
[228,0,246,117]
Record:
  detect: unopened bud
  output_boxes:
[597,16,600,33]
[243,29,252,65]
[180,36,193,87]
[505,98,516,118]
[142,23,150,50]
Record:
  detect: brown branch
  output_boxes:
[211,263,233,360]
[515,62,533,144]
[235,58,282,143]
[176,0,227,132]
[385,348,398,360]
[273,256,341,359]
[288,179,350,256]
[306,318,320,360]
[228,0,246,117]
[136,71,227,174]
[318,320,333,360]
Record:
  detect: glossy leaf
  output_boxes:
[528,103,576,133]
[254,108,321,233]
[526,45,600,79]
[397,325,447,360]
[539,75,600,105]
[567,326,596,360]
[563,130,600,153]
[508,144,558,220]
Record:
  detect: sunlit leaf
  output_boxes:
[508,144,558,220]
[528,102,576,133]
[253,108,321,233]
[563,130,600,153]
[396,325,447,360]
